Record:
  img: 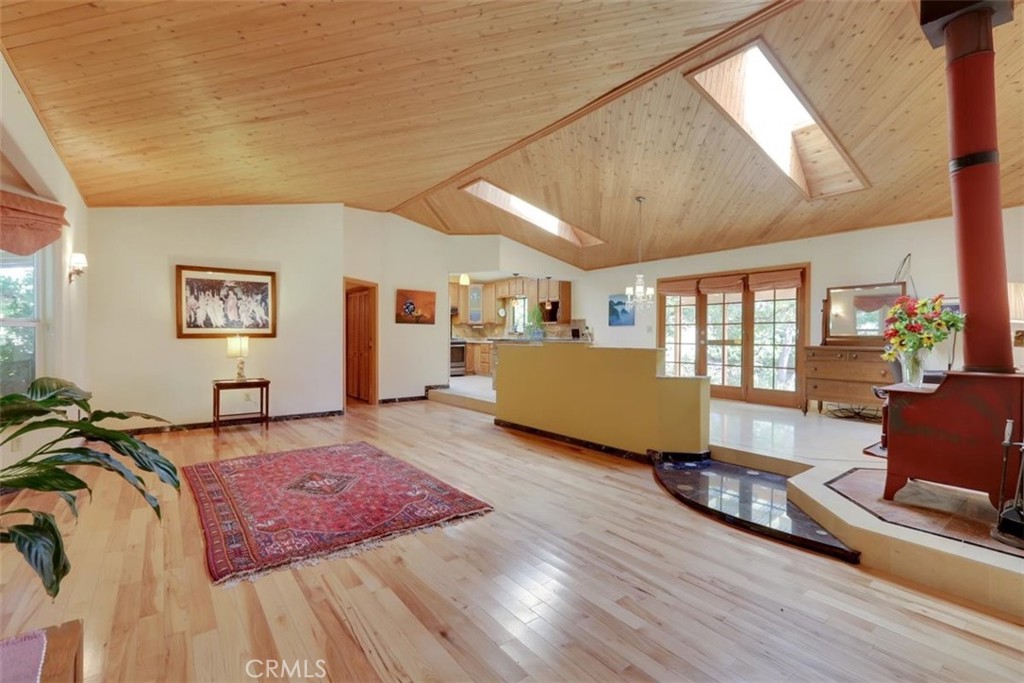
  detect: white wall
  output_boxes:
[2,56,92,467]
[87,205,344,425]
[1,55,90,387]
[497,237,586,281]
[344,208,452,399]
[578,207,1024,370]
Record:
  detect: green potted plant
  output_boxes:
[0,377,178,597]
[525,304,545,340]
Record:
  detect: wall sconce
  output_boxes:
[458,273,470,286]
[226,335,249,380]
[68,253,88,283]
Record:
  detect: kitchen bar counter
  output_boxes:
[494,343,709,458]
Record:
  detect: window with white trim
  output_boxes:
[0,250,40,394]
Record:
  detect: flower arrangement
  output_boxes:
[881,294,965,362]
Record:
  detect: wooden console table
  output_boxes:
[212,378,270,434]
[803,345,892,414]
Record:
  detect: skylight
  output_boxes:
[689,41,865,199]
[461,179,602,247]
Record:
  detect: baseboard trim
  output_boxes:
[493,419,649,464]
[649,450,712,464]
[123,409,345,435]
[379,395,427,404]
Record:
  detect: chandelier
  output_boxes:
[625,195,654,311]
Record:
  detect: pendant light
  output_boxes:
[625,196,654,311]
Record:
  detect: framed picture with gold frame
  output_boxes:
[175,265,277,338]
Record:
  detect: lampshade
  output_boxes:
[1009,282,1024,323]
[69,253,88,270]
[458,273,470,285]
[226,335,249,358]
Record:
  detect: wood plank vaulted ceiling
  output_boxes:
[1,0,1021,270]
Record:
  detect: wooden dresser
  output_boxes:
[803,345,893,414]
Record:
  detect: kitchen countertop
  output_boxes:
[453,337,592,344]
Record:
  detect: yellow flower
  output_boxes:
[881,349,897,361]
[921,333,935,348]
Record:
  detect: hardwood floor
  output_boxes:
[2,401,1022,682]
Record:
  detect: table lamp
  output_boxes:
[226,335,249,380]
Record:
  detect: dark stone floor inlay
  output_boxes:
[655,458,860,563]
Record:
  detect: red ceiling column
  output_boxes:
[922,1,1015,372]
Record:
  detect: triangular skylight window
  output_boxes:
[688,41,866,199]
[461,179,602,247]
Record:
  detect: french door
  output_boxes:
[661,268,805,407]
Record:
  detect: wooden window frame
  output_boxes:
[657,263,810,409]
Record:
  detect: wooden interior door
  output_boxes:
[345,287,374,402]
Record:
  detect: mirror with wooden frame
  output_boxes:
[822,282,906,345]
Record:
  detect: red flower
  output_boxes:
[906,322,923,333]
[884,328,899,340]
[885,316,898,324]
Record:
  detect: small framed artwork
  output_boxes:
[940,297,961,315]
[396,289,436,324]
[609,294,635,327]
[176,265,277,338]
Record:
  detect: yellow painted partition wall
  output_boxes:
[495,344,709,455]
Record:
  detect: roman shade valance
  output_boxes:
[854,295,895,312]
[747,268,803,291]
[657,278,698,296]
[698,274,745,294]
[0,190,69,256]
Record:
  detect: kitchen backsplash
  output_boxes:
[452,321,585,340]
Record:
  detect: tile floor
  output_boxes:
[827,467,1023,558]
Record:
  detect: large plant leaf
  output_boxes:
[19,378,92,414]
[1,419,179,490]
[40,448,161,517]
[24,377,92,404]
[0,511,71,597]
[1,416,74,447]
[0,463,90,492]
[0,395,60,431]
[88,410,169,425]
[57,492,79,517]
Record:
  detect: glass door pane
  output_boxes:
[752,287,798,392]
[663,295,698,377]
[706,291,743,388]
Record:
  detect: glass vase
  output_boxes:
[898,348,928,387]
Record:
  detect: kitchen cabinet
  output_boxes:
[478,343,492,376]
[556,282,572,323]
[526,277,539,313]
[483,283,496,324]
[465,342,492,376]
[468,284,483,324]
[496,279,510,299]
[538,278,559,302]
[512,277,526,297]
[453,284,470,324]
[448,283,459,317]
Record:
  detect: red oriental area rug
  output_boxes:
[183,442,492,584]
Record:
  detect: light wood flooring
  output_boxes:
[2,401,1022,682]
